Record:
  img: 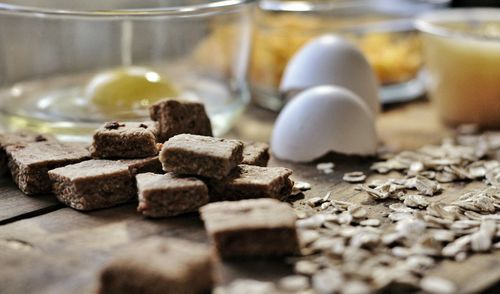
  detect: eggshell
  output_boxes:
[280,35,380,114]
[271,85,377,162]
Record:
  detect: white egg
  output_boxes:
[271,85,378,162]
[280,35,380,115]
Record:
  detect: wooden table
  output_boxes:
[0,100,499,294]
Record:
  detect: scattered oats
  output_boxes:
[382,232,403,245]
[313,237,344,251]
[341,280,372,294]
[435,172,457,183]
[358,185,390,200]
[420,276,456,294]
[221,279,277,294]
[307,197,323,207]
[396,218,427,237]
[388,212,413,222]
[409,161,425,174]
[455,251,468,262]
[331,199,351,209]
[471,219,496,252]
[329,238,346,256]
[320,202,331,210]
[295,260,320,275]
[406,255,435,274]
[337,211,353,225]
[348,205,367,219]
[360,218,381,227]
[298,230,320,246]
[450,219,480,232]
[412,175,441,196]
[322,192,332,202]
[297,215,326,229]
[317,162,335,174]
[442,235,471,257]
[288,130,500,294]
[293,181,312,194]
[343,171,367,183]
[404,194,430,209]
[278,275,309,292]
[349,231,380,248]
[296,210,308,219]
[392,246,411,258]
[312,268,344,294]
[389,203,415,213]
[463,210,483,220]
[430,229,455,242]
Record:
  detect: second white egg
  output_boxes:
[271,85,378,162]
[280,35,380,115]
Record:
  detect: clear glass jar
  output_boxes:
[416,8,500,127]
[250,0,447,111]
[0,0,254,141]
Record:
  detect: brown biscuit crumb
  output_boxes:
[160,134,243,180]
[98,237,213,294]
[200,199,300,258]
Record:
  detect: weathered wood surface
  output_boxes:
[0,179,62,225]
[0,100,499,294]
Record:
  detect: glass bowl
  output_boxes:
[416,8,500,127]
[248,0,447,111]
[0,0,254,141]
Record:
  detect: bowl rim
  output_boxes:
[415,8,500,42]
[0,0,255,18]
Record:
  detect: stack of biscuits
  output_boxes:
[0,99,301,294]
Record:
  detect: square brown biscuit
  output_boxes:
[99,237,213,294]
[48,160,137,211]
[48,158,160,211]
[208,164,294,202]
[0,132,54,177]
[160,134,243,180]
[90,121,159,159]
[136,173,209,218]
[241,141,270,167]
[149,99,212,142]
[200,198,300,258]
[6,141,90,195]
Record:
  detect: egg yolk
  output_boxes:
[86,67,178,112]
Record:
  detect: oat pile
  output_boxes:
[218,128,500,294]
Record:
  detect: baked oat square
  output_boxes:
[160,134,243,180]
[99,237,213,294]
[149,99,212,142]
[90,121,159,159]
[6,141,90,195]
[200,198,300,258]
[136,172,208,218]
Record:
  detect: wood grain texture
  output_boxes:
[0,179,62,225]
[0,101,499,293]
